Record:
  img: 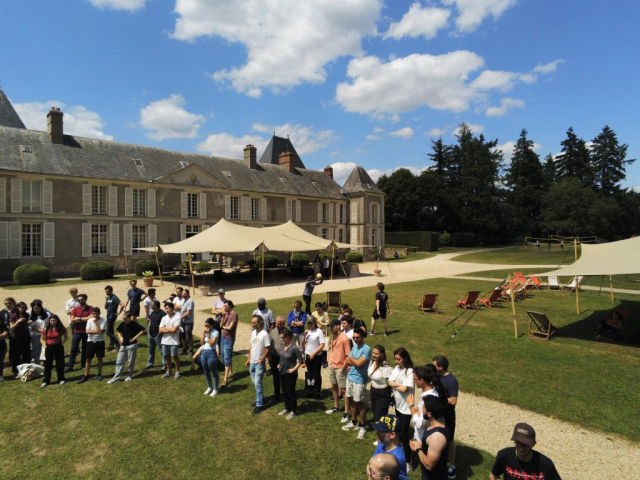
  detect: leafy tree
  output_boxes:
[556,127,592,186]
[543,153,556,186]
[590,125,634,195]
[377,168,423,231]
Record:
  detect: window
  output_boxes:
[132,225,147,254]
[251,198,260,220]
[371,228,377,247]
[21,145,33,153]
[338,228,344,243]
[187,193,198,218]
[91,224,108,255]
[180,161,189,167]
[133,159,143,166]
[371,203,379,223]
[22,223,42,257]
[186,225,200,238]
[92,186,107,215]
[132,189,146,216]
[229,196,239,219]
[223,171,232,178]
[321,228,328,239]
[22,180,41,212]
[321,203,328,223]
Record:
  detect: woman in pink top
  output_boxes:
[41,315,68,387]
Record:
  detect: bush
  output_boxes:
[452,232,478,247]
[290,253,309,269]
[385,231,440,252]
[194,261,210,274]
[135,259,161,276]
[439,231,452,248]
[255,254,279,268]
[345,251,364,263]
[80,261,114,281]
[13,264,50,285]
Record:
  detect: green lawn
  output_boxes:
[451,246,580,265]
[387,252,436,263]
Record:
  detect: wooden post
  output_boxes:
[261,242,265,286]
[123,250,130,279]
[509,274,518,339]
[154,245,164,286]
[330,242,336,280]
[610,275,614,302]
[188,254,195,291]
[574,239,580,314]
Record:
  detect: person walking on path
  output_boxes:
[433,355,459,480]
[220,300,238,387]
[277,328,304,420]
[325,319,352,422]
[77,307,106,383]
[40,315,68,387]
[246,315,270,414]
[107,311,145,383]
[104,285,125,352]
[302,275,323,316]
[342,329,371,440]
[369,282,392,337]
[159,302,181,379]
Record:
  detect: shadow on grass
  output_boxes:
[456,444,489,480]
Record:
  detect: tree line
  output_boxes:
[377,124,639,243]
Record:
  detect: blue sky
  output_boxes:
[1,0,638,187]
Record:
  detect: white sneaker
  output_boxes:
[210,389,218,398]
[59,381,66,385]
[285,411,297,420]
[124,376,132,382]
[341,415,351,423]
[279,409,289,416]
[372,440,379,446]
[162,371,171,378]
[174,372,181,380]
[204,388,213,395]
[407,464,413,474]
[41,382,47,388]
[357,427,366,440]
[342,422,357,431]
[107,378,118,384]
[326,407,339,414]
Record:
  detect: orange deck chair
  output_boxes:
[418,293,439,314]
[529,276,544,290]
[526,311,557,341]
[457,291,481,310]
[480,288,503,308]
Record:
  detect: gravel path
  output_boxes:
[3,252,638,479]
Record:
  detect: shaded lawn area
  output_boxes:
[387,252,436,263]
[451,246,580,265]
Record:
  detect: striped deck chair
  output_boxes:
[418,293,439,314]
[457,291,481,310]
[480,288,503,308]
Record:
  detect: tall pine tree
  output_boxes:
[556,127,593,186]
[590,125,634,195]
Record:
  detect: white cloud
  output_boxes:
[471,70,534,91]
[89,0,146,11]
[172,0,381,97]
[390,127,414,139]
[366,126,385,140]
[139,94,206,140]
[366,134,382,141]
[533,59,565,74]
[251,122,335,154]
[485,97,525,117]
[368,165,428,182]
[196,133,267,158]
[330,161,359,185]
[14,100,113,140]
[384,3,450,40]
[329,151,341,157]
[427,127,446,136]
[453,123,484,136]
[496,140,542,163]
[391,114,401,123]
[443,0,517,32]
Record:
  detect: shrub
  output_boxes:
[13,264,50,285]
[80,261,114,281]
[440,231,452,248]
[345,251,364,263]
[385,231,440,252]
[452,232,478,247]
[255,254,279,268]
[290,253,310,269]
[135,259,161,276]
[194,261,210,274]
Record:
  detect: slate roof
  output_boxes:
[0,126,345,200]
[259,134,305,169]
[342,165,384,195]
[0,89,26,129]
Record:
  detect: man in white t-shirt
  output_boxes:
[143,288,156,320]
[159,302,182,380]
[245,315,270,414]
[77,307,106,384]
[180,289,195,355]
[65,287,80,332]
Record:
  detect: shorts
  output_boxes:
[162,344,179,357]
[129,304,141,317]
[329,366,346,389]
[345,379,365,402]
[86,341,105,360]
[372,309,387,320]
[444,408,456,439]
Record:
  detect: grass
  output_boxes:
[451,246,580,265]
[387,252,436,263]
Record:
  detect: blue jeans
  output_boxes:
[221,336,234,367]
[147,335,165,366]
[106,317,120,349]
[201,349,219,390]
[66,333,87,369]
[249,362,266,407]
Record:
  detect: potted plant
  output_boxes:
[141,270,154,287]
[194,261,211,296]
[373,253,382,277]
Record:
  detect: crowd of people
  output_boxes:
[0,279,560,480]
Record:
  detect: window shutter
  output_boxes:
[42,181,53,214]
[124,187,133,217]
[329,227,334,240]
[328,203,334,224]
[148,189,156,217]
[351,203,357,223]
[0,221,7,258]
[83,184,91,215]
[201,224,210,260]
[261,197,267,221]
[295,200,301,222]
[123,224,132,255]
[380,198,385,224]
[9,221,21,258]
[0,178,6,212]
[317,227,322,237]
[11,178,22,213]
[199,193,207,219]
[317,203,323,223]
[43,222,55,258]
[368,228,373,246]
[110,223,119,256]
[241,196,249,221]
[181,192,188,219]
[107,186,117,216]
[350,227,357,246]
[149,224,157,248]
[224,195,231,219]
[375,227,381,247]
[286,199,293,221]
[180,224,187,261]
[369,203,374,223]
[82,223,91,257]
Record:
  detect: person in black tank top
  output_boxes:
[410,396,450,480]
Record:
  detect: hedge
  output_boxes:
[13,264,50,285]
[452,232,478,247]
[255,254,279,268]
[135,258,161,276]
[80,261,114,281]
[345,251,364,263]
[385,231,440,252]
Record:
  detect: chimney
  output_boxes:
[278,151,297,174]
[323,165,334,179]
[47,107,64,145]
[244,144,257,169]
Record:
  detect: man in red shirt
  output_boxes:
[65,294,91,373]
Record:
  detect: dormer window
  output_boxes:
[180,161,189,168]
[133,159,143,166]
[223,171,232,178]
[21,145,33,153]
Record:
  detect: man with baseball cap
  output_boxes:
[372,415,407,478]
[490,422,561,480]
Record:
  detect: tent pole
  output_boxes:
[154,245,164,286]
[509,274,518,339]
[188,254,195,291]
[261,242,265,287]
[574,239,580,314]
[610,275,614,302]
[330,242,335,280]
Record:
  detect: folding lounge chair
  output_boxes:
[529,276,543,290]
[548,276,560,290]
[480,288,503,308]
[418,293,439,314]
[457,291,481,310]
[596,308,631,341]
[526,311,557,341]
[514,272,525,280]
[326,291,342,316]
[563,276,588,292]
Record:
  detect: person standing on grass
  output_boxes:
[77,307,106,383]
[341,315,355,344]
[372,415,408,478]
[0,315,8,382]
[1,298,17,376]
[326,319,352,422]
[9,302,32,375]
[311,302,330,368]
[220,300,238,387]
[267,316,286,403]
[123,279,146,324]
[277,328,304,420]
[159,302,181,379]
[211,288,226,319]
[369,282,392,337]
[432,355,459,480]
[64,288,80,334]
[246,315,270,414]
[342,330,371,440]
[143,288,156,320]
[287,300,307,349]
[409,396,450,480]
[107,311,145,383]
[302,317,325,398]
[367,453,402,480]
[200,318,220,398]
[180,289,195,356]
[145,300,165,369]
[171,286,184,311]
[302,275,323,316]
[323,256,331,279]
[104,285,125,352]
[65,294,91,373]
[41,315,68,387]
[369,345,393,423]
[388,347,415,474]
[490,423,561,480]
[29,300,49,365]
[252,298,275,334]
